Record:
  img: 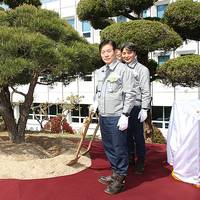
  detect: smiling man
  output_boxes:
[90,40,136,195]
[121,42,151,174]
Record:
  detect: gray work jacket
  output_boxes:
[96,59,136,116]
[127,59,151,109]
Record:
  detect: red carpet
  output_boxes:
[0,141,199,200]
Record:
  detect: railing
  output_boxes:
[28,114,169,130]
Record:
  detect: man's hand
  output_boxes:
[138,109,148,122]
[117,114,129,131]
[89,100,98,113]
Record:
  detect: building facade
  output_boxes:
[1,0,200,137]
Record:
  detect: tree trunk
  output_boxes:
[0,73,39,143]
[34,116,44,131]
[16,73,39,143]
[0,86,18,142]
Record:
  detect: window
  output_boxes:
[83,75,92,81]
[57,105,63,114]
[82,21,91,38]
[28,107,33,119]
[28,115,33,120]
[180,54,193,56]
[164,106,171,121]
[49,104,57,115]
[152,106,172,129]
[158,55,170,66]
[0,2,9,10]
[152,106,163,122]
[65,17,75,28]
[29,108,33,114]
[116,16,127,22]
[152,122,163,128]
[80,104,89,117]
[72,118,79,122]
[142,10,147,18]
[157,4,168,18]
[39,76,49,83]
[71,108,79,116]
[165,123,169,129]
[71,104,88,123]
[32,103,40,114]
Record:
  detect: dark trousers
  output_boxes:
[99,115,128,176]
[127,106,145,159]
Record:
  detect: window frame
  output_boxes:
[82,21,91,38]
[158,55,170,66]
[64,17,75,28]
[157,4,168,18]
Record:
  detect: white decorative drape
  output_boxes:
[167,99,200,186]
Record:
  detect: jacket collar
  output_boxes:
[128,58,138,69]
[102,59,119,72]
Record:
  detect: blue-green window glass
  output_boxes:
[142,10,147,18]
[116,16,127,22]
[0,2,9,10]
[82,21,91,38]
[157,4,168,18]
[158,55,170,66]
[49,104,57,115]
[66,18,75,28]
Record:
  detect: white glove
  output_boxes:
[138,109,148,122]
[117,114,129,131]
[89,100,98,113]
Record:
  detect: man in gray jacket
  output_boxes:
[90,40,136,194]
[121,42,151,174]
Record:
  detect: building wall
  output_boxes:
[41,0,100,44]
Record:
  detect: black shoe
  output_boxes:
[98,171,117,185]
[104,175,125,195]
[98,175,114,185]
[135,158,145,174]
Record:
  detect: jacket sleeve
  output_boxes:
[139,65,151,109]
[122,66,136,114]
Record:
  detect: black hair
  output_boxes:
[121,42,137,53]
[115,47,121,50]
[99,40,117,51]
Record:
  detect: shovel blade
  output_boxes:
[66,156,80,166]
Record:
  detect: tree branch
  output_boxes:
[0,105,5,113]
[122,13,138,20]
[11,86,26,97]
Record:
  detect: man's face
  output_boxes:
[100,44,116,65]
[121,48,136,64]
[115,49,122,61]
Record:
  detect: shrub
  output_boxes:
[152,126,166,144]
[101,20,182,53]
[163,0,200,41]
[157,54,200,87]
[62,118,74,134]
[50,116,61,133]
[44,116,74,134]
[145,125,166,144]
[43,121,51,131]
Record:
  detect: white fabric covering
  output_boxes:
[167,100,200,186]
